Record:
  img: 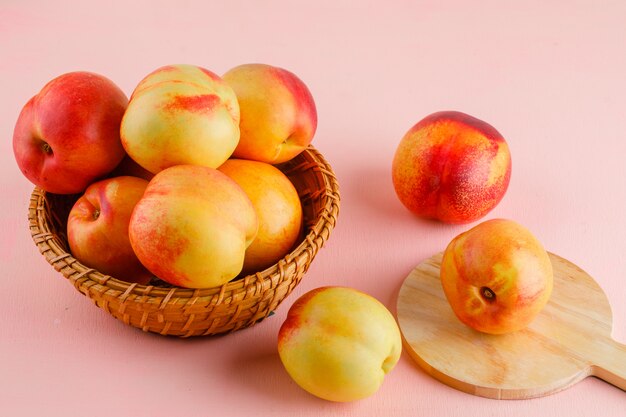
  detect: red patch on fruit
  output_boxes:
[131,209,190,286]
[278,287,329,346]
[270,66,317,134]
[158,65,178,72]
[164,94,220,114]
[418,111,506,144]
[447,143,510,222]
[198,67,221,82]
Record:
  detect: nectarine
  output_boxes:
[128,165,258,288]
[67,176,151,284]
[440,219,553,334]
[223,63,317,164]
[121,65,240,174]
[392,111,511,224]
[278,287,402,402]
[13,72,127,194]
[218,159,302,274]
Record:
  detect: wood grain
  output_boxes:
[396,252,626,399]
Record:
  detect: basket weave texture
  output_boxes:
[28,146,340,337]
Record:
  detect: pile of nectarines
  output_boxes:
[13,63,317,289]
[14,67,555,404]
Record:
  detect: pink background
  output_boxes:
[1,0,625,415]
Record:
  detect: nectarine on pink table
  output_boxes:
[278,287,402,402]
[392,111,511,224]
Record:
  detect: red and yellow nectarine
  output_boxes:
[223,63,317,164]
[218,159,302,274]
[392,111,511,224]
[128,165,258,288]
[13,72,128,194]
[440,218,553,334]
[278,287,402,402]
[67,176,151,284]
[121,65,240,174]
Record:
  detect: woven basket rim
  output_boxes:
[29,145,340,301]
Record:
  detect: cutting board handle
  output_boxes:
[590,337,626,391]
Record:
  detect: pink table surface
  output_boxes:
[1,1,625,415]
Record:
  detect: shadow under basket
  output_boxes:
[28,146,340,337]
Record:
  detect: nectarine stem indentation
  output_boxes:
[41,141,53,155]
[481,286,496,302]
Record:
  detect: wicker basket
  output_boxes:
[28,146,340,337]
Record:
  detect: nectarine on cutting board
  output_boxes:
[396,252,626,399]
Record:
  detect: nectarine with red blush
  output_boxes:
[392,111,511,224]
[440,218,553,334]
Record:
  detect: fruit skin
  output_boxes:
[440,218,553,335]
[120,64,240,174]
[392,111,511,224]
[222,63,317,164]
[128,165,258,289]
[218,159,302,274]
[13,72,128,194]
[67,176,151,284]
[278,286,402,402]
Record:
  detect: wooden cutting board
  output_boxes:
[396,252,626,399]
